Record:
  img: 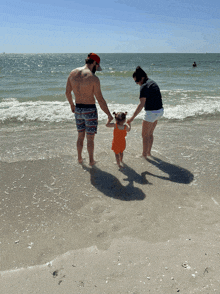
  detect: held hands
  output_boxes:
[126,118,133,125]
[106,115,114,127]
[107,115,113,124]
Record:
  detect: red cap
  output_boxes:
[89,53,100,64]
[88,53,102,71]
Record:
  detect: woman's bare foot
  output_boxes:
[89,160,97,166]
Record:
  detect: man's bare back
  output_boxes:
[66,63,112,117]
[66,64,109,113]
[66,66,98,105]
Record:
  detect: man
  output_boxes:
[66,53,113,166]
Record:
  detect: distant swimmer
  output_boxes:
[192,61,197,67]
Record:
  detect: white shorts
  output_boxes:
[144,108,164,123]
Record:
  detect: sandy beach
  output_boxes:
[1,121,220,293]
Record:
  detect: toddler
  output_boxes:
[106,112,131,168]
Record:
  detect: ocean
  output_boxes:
[1,53,220,124]
[0,53,220,274]
[1,53,219,183]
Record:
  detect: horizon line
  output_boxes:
[1,52,216,54]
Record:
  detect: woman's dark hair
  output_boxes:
[113,111,127,122]
[133,66,148,82]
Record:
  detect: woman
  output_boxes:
[127,66,164,158]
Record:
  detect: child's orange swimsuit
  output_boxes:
[111,124,127,154]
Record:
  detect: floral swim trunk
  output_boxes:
[75,104,98,135]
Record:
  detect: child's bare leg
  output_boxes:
[115,153,122,168]
[119,152,123,163]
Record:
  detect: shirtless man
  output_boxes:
[65,53,113,166]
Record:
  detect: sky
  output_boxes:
[1,0,220,53]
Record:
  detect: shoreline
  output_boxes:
[1,232,220,294]
[1,120,220,292]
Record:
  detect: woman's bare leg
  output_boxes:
[142,120,157,157]
[147,120,157,156]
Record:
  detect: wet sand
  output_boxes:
[1,122,220,293]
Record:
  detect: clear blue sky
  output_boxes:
[1,0,220,53]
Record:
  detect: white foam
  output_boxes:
[164,100,220,120]
[0,98,220,123]
[0,99,142,123]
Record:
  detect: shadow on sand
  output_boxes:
[82,164,146,201]
[120,163,152,186]
[81,156,193,201]
[143,156,194,184]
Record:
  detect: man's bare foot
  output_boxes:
[89,160,97,166]
[142,153,147,159]
[78,158,84,164]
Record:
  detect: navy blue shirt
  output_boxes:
[140,79,163,111]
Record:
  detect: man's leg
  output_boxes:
[77,131,85,163]
[142,120,157,157]
[86,134,96,166]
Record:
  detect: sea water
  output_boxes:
[0,53,220,189]
[1,52,220,182]
[0,53,220,273]
[1,53,220,124]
